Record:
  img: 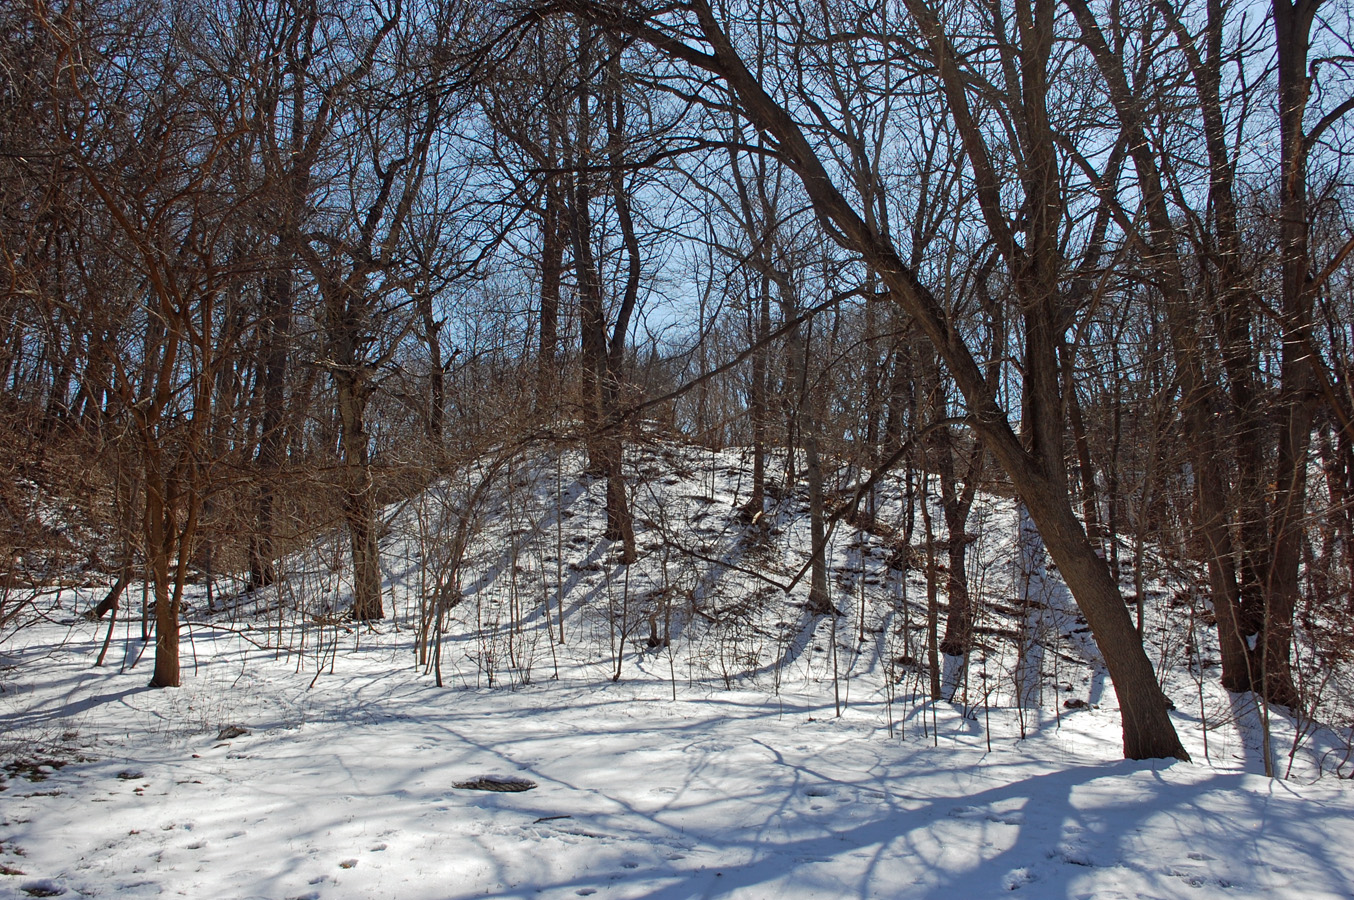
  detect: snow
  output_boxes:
[3,445,1353,899]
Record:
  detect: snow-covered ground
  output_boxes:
[3,445,1353,899]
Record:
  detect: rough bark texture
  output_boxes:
[249,267,292,591]
[1264,0,1319,709]
[336,369,384,621]
[937,433,979,658]
[146,473,181,688]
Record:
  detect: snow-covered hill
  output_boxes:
[2,442,1352,899]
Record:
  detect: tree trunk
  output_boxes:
[1015,502,1049,708]
[1160,0,1273,687]
[337,371,383,621]
[743,270,770,523]
[805,424,831,614]
[600,428,636,560]
[538,178,563,411]
[601,33,640,563]
[1067,0,1265,699]
[145,467,180,688]
[418,289,446,452]
[1259,0,1318,710]
[922,481,942,702]
[249,267,292,591]
[583,0,1188,760]
[937,433,978,658]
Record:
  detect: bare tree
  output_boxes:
[287,0,465,619]
[539,0,1189,759]
[35,0,254,685]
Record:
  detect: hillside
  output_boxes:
[1,442,1353,899]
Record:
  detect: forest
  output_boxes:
[5,0,1354,895]
[4,0,1354,761]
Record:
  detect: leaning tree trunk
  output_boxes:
[581,0,1188,759]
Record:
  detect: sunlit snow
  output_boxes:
[3,445,1352,899]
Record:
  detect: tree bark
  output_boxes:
[335,368,384,620]
[743,269,771,523]
[249,267,292,591]
[1262,0,1321,709]
[538,176,563,410]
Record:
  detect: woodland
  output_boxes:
[3,0,1354,774]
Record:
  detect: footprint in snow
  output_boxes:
[1162,864,1216,888]
[1050,841,1098,867]
[949,805,1023,826]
